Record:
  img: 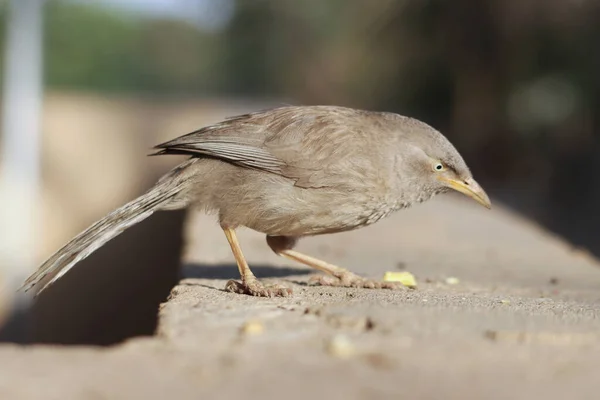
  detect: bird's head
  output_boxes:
[393,116,491,209]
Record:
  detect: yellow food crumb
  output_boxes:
[445,277,460,285]
[383,271,417,288]
[240,320,264,336]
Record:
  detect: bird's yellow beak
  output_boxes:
[438,176,491,209]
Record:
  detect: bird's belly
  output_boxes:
[223,185,401,237]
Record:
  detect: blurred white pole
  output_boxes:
[0,0,44,294]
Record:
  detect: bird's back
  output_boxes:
[155,105,402,189]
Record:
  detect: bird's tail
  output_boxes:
[20,160,195,295]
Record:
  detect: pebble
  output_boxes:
[326,334,355,359]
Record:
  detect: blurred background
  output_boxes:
[0,0,599,343]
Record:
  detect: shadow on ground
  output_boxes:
[181,263,312,280]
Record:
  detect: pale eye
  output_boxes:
[433,163,445,172]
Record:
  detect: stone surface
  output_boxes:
[2,195,600,399]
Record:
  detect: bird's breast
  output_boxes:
[359,199,410,227]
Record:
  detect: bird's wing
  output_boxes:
[152,111,287,175]
[153,136,286,174]
[153,106,379,188]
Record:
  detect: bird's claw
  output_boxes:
[225,278,292,297]
[308,271,404,290]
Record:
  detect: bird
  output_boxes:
[21,105,491,297]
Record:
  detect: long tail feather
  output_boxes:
[20,161,193,295]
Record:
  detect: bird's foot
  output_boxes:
[309,270,403,290]
[225,277,292,297]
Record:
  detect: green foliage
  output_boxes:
[43,0,226,94]
[45,1,140,91]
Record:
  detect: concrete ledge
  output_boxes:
[2,196,600,399]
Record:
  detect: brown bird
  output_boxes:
[21,105,490,297]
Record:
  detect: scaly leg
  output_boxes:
[222,227,292,297]
[266,236,402,289]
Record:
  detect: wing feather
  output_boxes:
[152,106,385,188]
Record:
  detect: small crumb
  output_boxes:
[500,299,511,305]
[240,320,264,336]
[549,277,559,285]
[395,261,406,270]
[444,277,460,285]
[277,305,295,311]
[484,330,499,341]
[303,307,323,316]
[325,314,375,332]
[383,271,417,288]
[325,334,355,359]
[365,317,375,331]
[362,353,394,370]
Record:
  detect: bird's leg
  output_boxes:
[266,236,402,290]
[222,227,292,297]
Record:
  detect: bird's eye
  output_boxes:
[433,162,445,172]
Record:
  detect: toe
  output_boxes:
[362,280,376,289]
[308,275,332,286]
[224,279,269,297]
[226,279,292,297]
[225,280,246,294]
[273,287,293,297]
[306,273,405,291]
[249,284,273,297]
